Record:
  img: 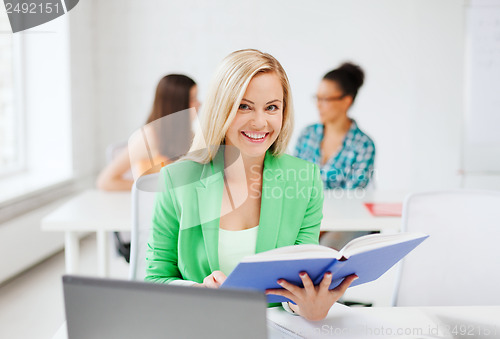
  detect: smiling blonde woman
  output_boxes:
[145,49,357,321]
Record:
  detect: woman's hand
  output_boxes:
[265,272,358,321]
[195,270,227,288]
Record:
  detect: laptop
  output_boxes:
[62,275,299,339]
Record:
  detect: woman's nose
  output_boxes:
[250,110,267,129]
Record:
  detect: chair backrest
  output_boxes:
[394,190,500,306]
[106,141,133,181]
[105,141,127,163]
[129,172,161,280]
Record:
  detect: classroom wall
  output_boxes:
[85,0,465,191]
[68,0,98,179]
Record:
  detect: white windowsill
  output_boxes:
[0,170,75,205]
[0,170,89,225]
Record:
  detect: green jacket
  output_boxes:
[145,150,324,294]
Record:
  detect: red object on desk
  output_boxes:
[364,203,403,217]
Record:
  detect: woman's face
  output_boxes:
[316,79,352,124]
[225,72,283,160]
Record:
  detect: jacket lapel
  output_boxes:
[255,152,285,253]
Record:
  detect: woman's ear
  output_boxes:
[343,95,353,109]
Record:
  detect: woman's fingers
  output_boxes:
[212,270,227,285]
[203,275,217,288]
[319,272,333,290]
[265,288,298,304]
[277,278,302,295]
[332,274,358,295]
[203,271,227,288]
[299,272,315,292]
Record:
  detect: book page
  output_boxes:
[340,232,428,258]
[241,244,339,263]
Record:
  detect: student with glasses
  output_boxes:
[295,63,375,190]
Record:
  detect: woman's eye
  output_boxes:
[267,104,279,112]
[239,104,250,110]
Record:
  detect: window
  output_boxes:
[0,10,23,177]
[0,14,72,205]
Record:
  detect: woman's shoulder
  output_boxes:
[161,158,206,185]
[350,120,375,149]
[273,153,318,171]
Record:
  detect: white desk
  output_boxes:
[41,189,404,277]
[53,304,500,339]
[322,189,405,232]
[267,304,500,338]
[41,190,131,276]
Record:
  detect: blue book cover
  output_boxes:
[221,233,428,303]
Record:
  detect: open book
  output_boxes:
[221,232,428,303]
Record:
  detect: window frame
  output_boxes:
[0,21,26,178]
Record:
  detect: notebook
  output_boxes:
[63,275,272,339]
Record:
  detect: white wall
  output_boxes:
[87,0,466,191]
[0,199,65,283]
[68,0,97,179]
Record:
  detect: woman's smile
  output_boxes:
[240,130,270,143]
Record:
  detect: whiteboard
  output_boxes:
[463,0,500,173]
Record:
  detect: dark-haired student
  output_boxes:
[295,63,375,189]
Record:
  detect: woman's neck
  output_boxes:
[323,115,351,137]
[223,148,264,184]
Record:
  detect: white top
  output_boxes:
[218,225,259,276]
[168,225,259,287]
[169,224,294,314]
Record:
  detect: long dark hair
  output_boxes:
[145,74,196,160]
[146,74,196,124]
[323,62,364,103]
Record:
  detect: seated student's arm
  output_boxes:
[96,147,134,191]
[133,155,171,178]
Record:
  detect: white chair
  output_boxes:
[106,141,128,164]
[129,172,161,281]
[105,141,132,262]
[394,190,500,306]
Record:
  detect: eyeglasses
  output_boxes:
[312,94,346,103]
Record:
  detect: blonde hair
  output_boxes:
[185,49,294,163]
